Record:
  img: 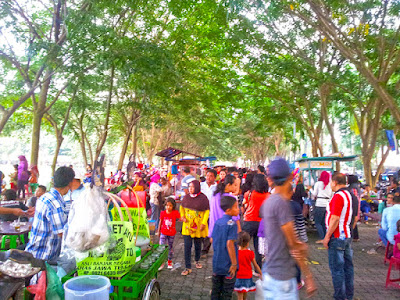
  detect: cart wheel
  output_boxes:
[142,278,161,300]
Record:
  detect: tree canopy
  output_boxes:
[0,0,399,186]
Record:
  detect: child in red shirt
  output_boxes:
[234,232,262,299]
[158,198,181,268]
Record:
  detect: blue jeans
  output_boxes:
[150,203,160,228]
[328,238,354,300]
[314,206,326,239]
[378,228,389,245]
[360,200,370,220]
[262,272,298,300]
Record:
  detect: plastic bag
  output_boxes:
[27,271,46,300]
[45,262,64,300]
[65,186,110,252]
[255,279,264,300]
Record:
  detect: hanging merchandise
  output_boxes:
[65,186,110,252]
[76,194,140,277]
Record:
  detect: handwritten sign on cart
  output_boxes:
[76,221,137,277]
[110,207,150,238]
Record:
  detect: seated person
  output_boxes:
[378,193,394,214]
[378,195,400,245]
[394,220,400,259]
[26,185,47,208]
[0,189,29,221]
[387,180,400,197]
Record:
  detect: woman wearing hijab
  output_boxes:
[180,180,210,275]
[17,155,29,199]
[132,172,146,191]
[310,171,333,242]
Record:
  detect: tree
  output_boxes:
[0,0,91,166]
[44,91,75,177]
[261,0,400,126]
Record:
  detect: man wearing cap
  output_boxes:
[261,158,316,299]
[26,166,75,261]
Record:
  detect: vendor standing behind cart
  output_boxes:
[26,166,75,261]
[310,171,333,243]
[181,167,195,195]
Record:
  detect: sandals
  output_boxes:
[181,268,192,276]
[195,262,203,269]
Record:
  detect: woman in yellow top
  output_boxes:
[131,172,147,191]
[180,180,210,275]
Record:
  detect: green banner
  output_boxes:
[77,221,137,277]
[110,207,150,238]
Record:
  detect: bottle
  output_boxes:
[339,230,345,240]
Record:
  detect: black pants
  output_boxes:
[242,221,262,269]
[17,180,26,199]
[352,225,359,240]
[295,264,301,284]
[211,274,236,300]
[202,237,211,255]
[183,235,202,269]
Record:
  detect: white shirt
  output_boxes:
[311,181,333,207]
[200,181,217,202]
[149,183,163,205]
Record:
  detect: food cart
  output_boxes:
[295,155,358,185]
[58,185,168,300]
[156,147,217,199]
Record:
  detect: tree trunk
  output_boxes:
[132,123,138,162]
[371,148,390,187]
[85,133,94,166]
[94,65,114,163]
[30,69,52,166]
[362,152,374,186]
[118,122,135,170]
[30,111,42,167]
[51,136,63,178]
[78,114,88,167]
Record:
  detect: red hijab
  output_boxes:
[319,171,330,188]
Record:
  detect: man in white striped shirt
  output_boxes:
[323,173,354,300]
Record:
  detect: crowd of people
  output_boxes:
[1,156,400,300]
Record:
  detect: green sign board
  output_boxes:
[77,221,137,277]
[110,207,150,238]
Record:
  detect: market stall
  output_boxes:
[295,155,358,185]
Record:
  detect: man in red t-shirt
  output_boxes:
[323,173,354,300]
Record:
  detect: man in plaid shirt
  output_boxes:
[25,166,75,261]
